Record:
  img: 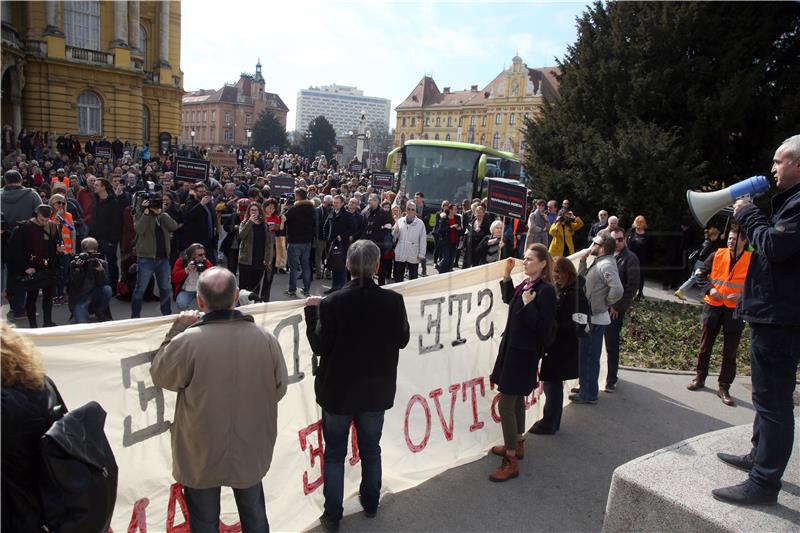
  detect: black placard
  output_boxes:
[350,163,363,173]
[174,157,210,182]
[485,178,528,220]
[270,175,295,196]
[371,171,395,190]
[95,145,112,159]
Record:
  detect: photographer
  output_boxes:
[171,243,213,311]
[131,193,179,318]
[68,237,112,323]
[548,208,584,256]
[181,182,218,265]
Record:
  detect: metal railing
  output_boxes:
[66,46,113,65]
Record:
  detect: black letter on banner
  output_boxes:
[475,288,494,341]
[121,350,171,447]
[448,293,472,346]
[419,297,445,354]
[274,315,304,384]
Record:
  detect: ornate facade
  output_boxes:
[394,56,559,158]
[1,0,183,149]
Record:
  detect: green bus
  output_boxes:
[385,140,523,209]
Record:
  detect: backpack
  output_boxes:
[39,381,118,533]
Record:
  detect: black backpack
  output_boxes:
[39,381,118,533]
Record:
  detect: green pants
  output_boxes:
[499,394,526,450]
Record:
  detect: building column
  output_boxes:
[111,1,128,48]
[157,0,171,68]
[128,1,140,53]
[44,1,63,35]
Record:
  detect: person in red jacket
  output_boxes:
[172,243,213,311]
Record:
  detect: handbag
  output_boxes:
[326,241,346,271]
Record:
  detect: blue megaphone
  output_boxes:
[687,175,769,226]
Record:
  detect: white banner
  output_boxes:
[20,261,566,532]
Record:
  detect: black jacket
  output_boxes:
[316,205,331,240]
[540,282,589,382]
[10,220,61,274]
[181,195,218,247]
[305,279,410,414]
[69,256,110,296]
[734,182,800,326]
[491,278,557,395]
[90,195,122,242]
[614,248,641,312]
[284,200,316,244]
[324,208,356,246]
[362,207,393,249]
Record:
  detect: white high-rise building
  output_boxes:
[295,84,390,134]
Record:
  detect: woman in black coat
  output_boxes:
[530,256,590,434]
[466,204,492,268]
[488,243,557,482]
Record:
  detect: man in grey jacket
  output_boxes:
[524,199,549,248]
[603,227,640,392]
[571,234,623,404]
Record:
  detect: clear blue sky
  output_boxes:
[182,1,590,131]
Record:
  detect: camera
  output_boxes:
[76,251,101,268]
[139,191,162,210]
[191,260,207,273]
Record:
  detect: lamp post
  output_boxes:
[246,129,252,147]
[355,110,366,163]
[190,130,195,148]
[304,130,312,157]
[365,129,371,169]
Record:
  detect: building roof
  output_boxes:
[182,88,289,112]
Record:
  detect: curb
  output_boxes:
[619,365,800,385]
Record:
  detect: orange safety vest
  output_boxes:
[51,211,75,254]
[703,248,751,308]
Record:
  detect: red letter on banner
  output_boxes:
[299,421,324,495]
[126,497,149,533]
[165,483,189,533]
[404,394,431,452]
[462,377,486,432]
[490,393,502,423]
[429,384,460,441]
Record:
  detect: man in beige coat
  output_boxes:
[151,267,288,532]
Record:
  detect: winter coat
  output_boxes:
[0,185,43,228]
[238,219,274,268]
[540,281,589,382]
[392,216,427,264]
[548,217,584,256]
[133,211,179,259]
[284,200,316,244]
[90,195,122,242]
[580,254,624,324]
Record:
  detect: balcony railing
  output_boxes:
[23,39,47,56]
[2,23,21,49]
[66,46,113,66]
[131,57,144,71]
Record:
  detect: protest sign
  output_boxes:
[21,262,585,532]
[96,145,113,159]
[174,157,210,182]
[208,152,237,168]
[485,178,528,220]
[371,171,395,190]
[270,175,295,196]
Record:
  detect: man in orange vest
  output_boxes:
[686,224,751,406]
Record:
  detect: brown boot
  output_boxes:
[491,440,525,460]
[687,376,705,391]
[489,453,519,482]
[717,385,734,406]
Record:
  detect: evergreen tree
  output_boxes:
[252,110,288,153]
[307,116,337,160]
[524,1,800,233]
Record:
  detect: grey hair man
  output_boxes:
[304,240,410,530]
[588,210,609,243]
[151,267,288,531]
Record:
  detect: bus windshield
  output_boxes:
[401,145,481,206]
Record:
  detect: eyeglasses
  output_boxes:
[53,201,65,205]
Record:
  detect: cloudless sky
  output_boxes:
[181,1,590,132]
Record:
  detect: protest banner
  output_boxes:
[20,261,584,532]
[485,178,528,220]
[96,145,113,159]
[208,152,237,168]
[270,174,296,196]
[174,157,210,182]
[371,171,395,190]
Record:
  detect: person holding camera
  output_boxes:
[131,194,179,318]
[238,203,274,301]
[181,182,218,265]
[9,204,64,328]
[171,243,213,311]
[69,237,112,323]
[548,208,584,257]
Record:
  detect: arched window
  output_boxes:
[410,133,415,140]
[142,106,150,144]
[480,134,486,144]
[445,133,451,141]
[424,133,429,140]
[139,24,148,64]
[492,132,500,149]
[401,133,406,145]
[64,1,100,50]
[434,134,439,140]
[77,91,102,135]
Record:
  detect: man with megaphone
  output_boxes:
[711,134,800,507]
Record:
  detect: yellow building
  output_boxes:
[1,0,183,151]
[394,56,559,159]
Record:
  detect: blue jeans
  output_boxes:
[72,285,112,323]
[183,482,268,533]
[604,311,625,386]
[288,242,312,292]
[322,410,385,522]
[578,324,607,401]
[747,324,800,493]
[176,290,197,311]
[131,257,172,318]
[438,244,456,273]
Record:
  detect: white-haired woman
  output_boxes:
[477,219,505,265]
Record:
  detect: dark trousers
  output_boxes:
[498,394,526,450]
[26,283,54,328]
[438,244,456,273]
[97,239,119,287]
[604,310,625,386]
[239,265,272,301]
[695,322,742,386]
[540,381,564,432]
[183,482,268,533]
[378,258,392,286]
[393,261,418,283]
[321,410,385,522]
[747,325,800,493]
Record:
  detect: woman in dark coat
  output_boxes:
[488,243,557,482]
[530,256,590,435]
[465,204,492,268]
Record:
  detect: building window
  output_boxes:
[495,114,501,125]
[402,117,407,126]
[435,134,440,140]
[492,132,500,149]
[203,110,207,123]
[224,130,233,142]
[447,117,452,127]
[246,114,251,125]
[481,116,487,127]
[480,134,486,144]
[410,133,415,140]
[224,112,231,125]
[411,117,416,126]
[65,1,100,50]
[470,116,477,127]
[509,113,516,125]
[424,134,429,140]
[139,24,148,64]
[401,133,406,144]
[445,133,451,141]
[77,91,102,135]
[435,117,440,127]
[142,106,150,143]
[211,110,216,122]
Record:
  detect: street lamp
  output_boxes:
[365,129,371,169]
[190,130,195,148]
[246,129,252,147]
